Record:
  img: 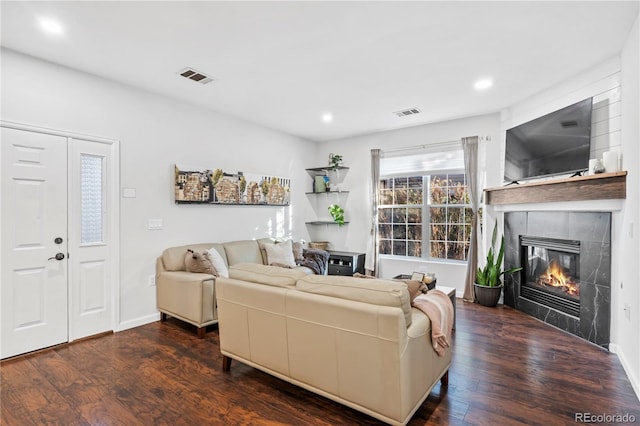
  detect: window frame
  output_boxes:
[378,171,471,262]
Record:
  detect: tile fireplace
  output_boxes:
[504,212,611,348]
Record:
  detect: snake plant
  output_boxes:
[475,220,522,287]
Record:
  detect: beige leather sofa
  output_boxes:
[216,263,451,426]
[156,239,314,337]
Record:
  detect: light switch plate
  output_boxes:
[148,219,163,230]
[122,188,136,198]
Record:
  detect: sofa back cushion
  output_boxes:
[229,263,308,288]
[162,243,225,271]
[257,238,276,264]
[296,275,412,326]
[223,240,264,266]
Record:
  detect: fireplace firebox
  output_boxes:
[520,236,580,318]
[504,211,611,349]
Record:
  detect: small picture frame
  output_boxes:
[410,272,425,282]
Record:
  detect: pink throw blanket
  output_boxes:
[412,290,454,357]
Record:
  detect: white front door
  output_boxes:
[1,125,118,359]
[68,138,114,340]
[1,127,69,358]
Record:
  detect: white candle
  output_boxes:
[603,151,619,173]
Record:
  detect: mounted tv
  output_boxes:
[504,97,593,183]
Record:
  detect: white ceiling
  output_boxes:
[1,1,638,142]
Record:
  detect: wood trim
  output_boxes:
[484,171,627,205]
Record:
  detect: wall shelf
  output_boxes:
[305,165,349,230]
[484,171,627,205]
[305,221,349,225]
[305,166,349,175]
[305,191,350,195]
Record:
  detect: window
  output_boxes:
[80,154,104,244]
[428,173,472,260]
[378,146,473,261]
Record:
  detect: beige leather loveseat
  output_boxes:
[156,239,315,337]
[216,263,452,426]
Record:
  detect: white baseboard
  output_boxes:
[610,343,640,402]
[117,312,160,332]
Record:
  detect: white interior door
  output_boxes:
[1,127,69,359]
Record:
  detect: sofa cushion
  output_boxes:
[263,240,296,268]
[185,249,217,275]
[206,247,229,278]
[296,275,412,326]
[292,241,304,262]
[223,240,263,266]
[229,263,308,288]
[257,238,276,264]
[162,243,224,271]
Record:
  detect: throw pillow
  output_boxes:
[292,240,304,262]
[264,240,296,268]
[405,280,428,302]
[184,249,217,276]
[206,247,229,278]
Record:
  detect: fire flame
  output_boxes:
[537,260,580,296]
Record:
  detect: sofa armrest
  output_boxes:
[156,256,167,276]
[156,270,217,327]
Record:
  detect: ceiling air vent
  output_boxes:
[177,67,215,85]
[394,108,421,117]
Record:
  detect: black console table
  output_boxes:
[327,251,365,276]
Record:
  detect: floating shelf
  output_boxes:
[305,165,349,229]
[305,191,350,195]
[305,166,349,174]
[305,221,350,225]
[484,171,627,205]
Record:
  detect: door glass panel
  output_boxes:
[81,155,103,244]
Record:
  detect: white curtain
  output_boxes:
[462,136,479,302]
[365,149,381,275]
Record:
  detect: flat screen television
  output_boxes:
[504,97,593,183]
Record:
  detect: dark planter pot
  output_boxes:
[474,283,503,307]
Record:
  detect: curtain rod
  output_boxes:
[381,135,490,155]
[382,139,461,155]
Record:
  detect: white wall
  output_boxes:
[620,14,640,400]
[1,48,315,329]
[314,113,501,297]
[489,16,639,398]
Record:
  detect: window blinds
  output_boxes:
[380,140,463,177]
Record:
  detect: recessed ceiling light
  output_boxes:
[474,79,493,91]
[322,113,333,123]
[38,17,64,36]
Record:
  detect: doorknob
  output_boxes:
[48,253,65,261]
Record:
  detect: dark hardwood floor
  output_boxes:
[2,301,638,425]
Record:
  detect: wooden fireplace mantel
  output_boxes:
[484,171,627,205]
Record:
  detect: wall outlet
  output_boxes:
[148,274,156,286]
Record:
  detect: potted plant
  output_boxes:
[474,220,522,307]
[329,154,343,171]
[328,204,345,226]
